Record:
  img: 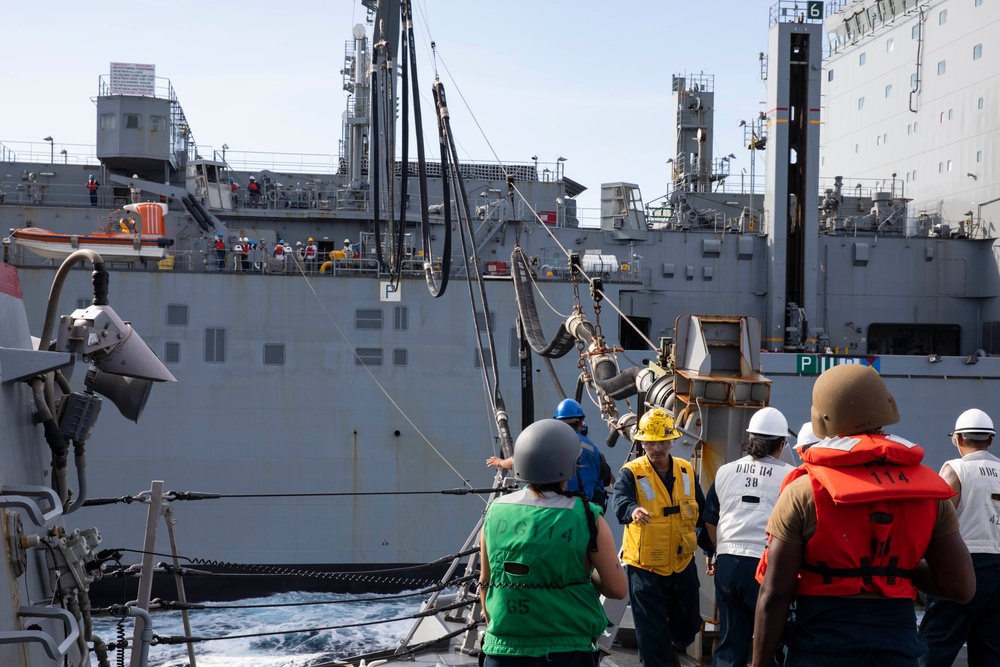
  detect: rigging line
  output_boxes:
[281,255,481,495]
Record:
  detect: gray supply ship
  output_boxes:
[0,0,996,663]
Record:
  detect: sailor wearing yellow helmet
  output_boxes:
[305,238,318,272]
[612,407,711,667]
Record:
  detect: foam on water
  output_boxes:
[89,591,424,666]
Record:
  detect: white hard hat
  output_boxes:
[795,421,820,450]
[345,239,351,243]
[952,408,995,438]
[747,406,788,438]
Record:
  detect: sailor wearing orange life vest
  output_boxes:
[918,408,1000,666]
[305,238,318,271]
[752,365,974,667]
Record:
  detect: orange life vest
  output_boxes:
[87,180,98,192]
[757,433,954,599]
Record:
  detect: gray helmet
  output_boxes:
[512,419,581,485]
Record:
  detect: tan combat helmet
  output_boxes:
[810,364,899,437]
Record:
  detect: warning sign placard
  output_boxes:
[109,62,155,96]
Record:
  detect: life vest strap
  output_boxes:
[802,556,910,585]
[662,505,680,516]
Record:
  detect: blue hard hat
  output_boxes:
[217,232,223,236]
[89,174,95,179]
[554,398,585,420]
[229,177,234,181]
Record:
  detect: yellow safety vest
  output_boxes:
[621,455,698,575]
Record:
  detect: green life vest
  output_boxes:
[482,488,609,656]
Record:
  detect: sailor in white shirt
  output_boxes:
[918,408,1000,667]
[703,407,794,667]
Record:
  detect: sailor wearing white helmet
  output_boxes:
[919,408,1000,666]
[703,406,794,667]
[791,421,821,463]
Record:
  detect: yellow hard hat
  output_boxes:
[308,238,314,242]
[633,408,680,442]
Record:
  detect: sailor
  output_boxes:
[240,236,251,272]
[793,421,820,459]
[703,406,794,667]
[129,174,141,204]
[343,238,353,258]
[213,233,227,271]
[612,407,711,667]
[487,399,612,510]
[229,177,240,208]
[479,419,627,664]
[86,175,99,206]
[295,240,305,262]
[753,364,975,667]
[305,238,318,272]
[918,408,1000,666]
[272,240,286,274]
[247,176,261,207]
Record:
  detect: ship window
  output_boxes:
[858,96,865,110]
[886,38,894,52]
[910,73,917,88]
[166,304,189,326]
[393,305,408,330]
[204,328,226,363]
[938,9,947,24]
[948,109,954,120]
[911,24,919,39]
[939,162,944,173]
[393,348,407,366]
[937,60,946,75]
[123,113,142,130]
[164,342,180,364]
[939,112,945,123]
[976,0,983,6]
[827,69,834,82]
[913,170,917,180]
[859,52,866,66]
[263,343,285,366]
[620,316,652,351]
[973,44,983,60]
[855,143,860,154]
[475,311,496,330]
[877,135,882,146]
[947,160,953,171]
[978,151,983,163]
[907,124,912,135]
[100,113,116,130]
[355,308,383,330]
[885,84,892,98]
[914,121,919,132]
[979,97,985,110]
[883,133,888,143]
[867,323,959,355]
[355,348,383,365]
[150,115,167,132]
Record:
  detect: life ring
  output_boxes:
[320,261,333,273]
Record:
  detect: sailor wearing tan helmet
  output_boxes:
[753,364,974,667]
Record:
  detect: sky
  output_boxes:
[0,0,775,223]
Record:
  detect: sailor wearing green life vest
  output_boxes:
[479,419,627,665]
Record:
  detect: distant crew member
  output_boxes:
[229,177,240,207]
[479,419,627,664]
[753,364,975,667]
[703,406,794,667]
[343,238,353,258]
[305,238,318,272]
[295,240,305,262]
[86,175,99,206]
[919,408,1000,666]
[129,175,141,204]
[792,420,820,463]
[214,233,227,271]
[247,176,261,207]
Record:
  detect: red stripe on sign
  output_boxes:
[0,262,22,299]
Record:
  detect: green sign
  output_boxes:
[796,355,880,375]
[807,1,824,20]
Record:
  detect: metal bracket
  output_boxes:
[0,485,63,526]
[0,605,80,661]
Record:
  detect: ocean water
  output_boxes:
[88,591,425,667]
